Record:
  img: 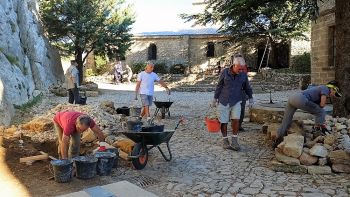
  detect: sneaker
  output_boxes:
[231,137,241,151]
[223,138,233,150]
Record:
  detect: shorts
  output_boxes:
[140,94,153,106]
[218,102,241,123]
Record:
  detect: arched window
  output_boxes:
[206,42,215,57]
[148,44,157,60]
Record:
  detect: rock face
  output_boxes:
[0,0,63,125]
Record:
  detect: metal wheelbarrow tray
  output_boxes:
[153,101,173,119]
[120,130,175,170]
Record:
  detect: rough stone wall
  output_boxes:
[125,35,230,73]
[310,0,335,84]
[0,0,63,125]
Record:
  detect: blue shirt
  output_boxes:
[302,85,330,104]
[214,67,253,106]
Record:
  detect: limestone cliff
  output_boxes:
[0,0,63,125]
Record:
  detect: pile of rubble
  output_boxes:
[266,116,350,174]
[50,81,99,97]
[3,101,124,144]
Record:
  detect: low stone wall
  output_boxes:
[266,117,350,174]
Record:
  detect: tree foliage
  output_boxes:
[182,0,318,43]
[39,0,135,83]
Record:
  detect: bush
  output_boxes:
[153,63,167,74]
[85,68,96,77]
[169,64,186,74]
[131,62,147,74]
[291,52,311,73]
[95,55,110,75]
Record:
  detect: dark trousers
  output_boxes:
[68,87,80,104]
[239,91,247,128]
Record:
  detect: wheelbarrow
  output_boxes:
[119,118,183,170]
[153,101,173,119]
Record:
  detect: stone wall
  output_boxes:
[310,0,335,84]
[0,0,63,125]
[125,35,230,73]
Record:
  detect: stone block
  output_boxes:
[266,123,279,140]
[310,144,329,158]
[331,164,350,173]
[278,134,304,158]
[318,158,328,166]
[275,149,300,165]
[249,106,284,124]
[270,160,307,174]
[329,150,350,165]
[307,166,332,175]
[324,134,337,146]
[299,152,318,166]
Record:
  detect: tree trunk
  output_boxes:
[75,50,84,85]
[334,0,350,117]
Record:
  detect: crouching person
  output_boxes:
[53,110,106,159]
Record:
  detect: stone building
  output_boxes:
[310,0,335,84]
[125,30,231,73]
[124,30,310,73]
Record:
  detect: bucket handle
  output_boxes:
[204,105,218,118]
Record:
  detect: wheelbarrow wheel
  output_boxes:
[131,143,148,170]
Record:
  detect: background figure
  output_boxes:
[135,62,170,122]
[65,60,80,104]
[125,64,133,83]
[114,61,123,84]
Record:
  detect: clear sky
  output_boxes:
[127,0,205,33]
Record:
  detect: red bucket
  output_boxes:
[205,117,221,133]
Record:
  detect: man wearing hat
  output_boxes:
[273,80,342,148]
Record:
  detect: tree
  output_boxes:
[181,0,317,68]
[39,0,134,84]
[334,0,350,117]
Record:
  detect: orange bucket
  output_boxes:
[205,117,221,133]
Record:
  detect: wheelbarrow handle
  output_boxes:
[174,116,184,130]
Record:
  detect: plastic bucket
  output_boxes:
[117,106,130,116]
[130,107,141,117]
[94,152,116,176]
[106,148,119,168]
[205,117,221,133]
[50,159,73,183]
[73,156,98,179]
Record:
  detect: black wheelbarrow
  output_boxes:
[119,118,183,170]
[154,101,173,119]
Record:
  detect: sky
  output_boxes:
[127,0,207,33]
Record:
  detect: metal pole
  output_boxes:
[258,39,269,72]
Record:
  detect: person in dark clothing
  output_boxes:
[212,56,254,151]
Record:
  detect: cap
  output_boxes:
[326,82,342,97]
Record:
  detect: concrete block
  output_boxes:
[57,191,90,197]
[102,181,158,197]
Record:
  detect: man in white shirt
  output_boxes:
[65,60,80,104]
[135,63,170,120]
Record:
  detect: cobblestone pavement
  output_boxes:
[30,83,350,196]
[88,84,350,197]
